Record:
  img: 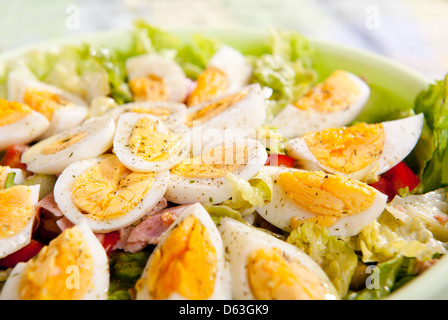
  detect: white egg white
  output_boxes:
[135,202,232,300]
[217,216,339,300]
[0,219,109,300]
[270,70,371,139]
[285,114,424,180]
[7,71,89,138]
[206,44,253,96]
[53,156,169,233]
[256,166,388,237]
[0,184,40,259]
[165,137,268,205]
[125,53,188,103]
[21,115,116,175]
[187,83,267,155]
[0,108,49,151]
[113,112,190,172]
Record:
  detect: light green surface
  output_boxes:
[0,28,444,300]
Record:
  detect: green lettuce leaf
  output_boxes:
[286,221,358,298]
[346,255,418,300]
[412,73,448,194]
[347,189,448,264]
[249,28,317,118]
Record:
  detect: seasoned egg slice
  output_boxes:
[21,115,116,175]
[0,184,40,259]
[218,216,339,300]
[0,220,109,300]
[285,114,424,180]
[257,166,388,237]
[165,138,267,205]
[7,71,88,138]
[53,154,169,233]
[186,44,253,107]
[186,83,267,155]
[270,70,370,139]
[113,112,189,172]
[0,99,49,151]
[135,203,231,300]
[126,53,188,103]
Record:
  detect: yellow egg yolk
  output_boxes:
[129,75,168,102]
[170,145,248,178]
[278,171,376,228]
[186,66,229,107]
[70,155,156,221]
[0,185,34,238]
[247,247,329,300]
[130,106,172,121]
[186,89,248,128]
[293,70,361,113]
[18,226,94,300]
[41,131,86,155]
[23,88,70,120]
[303,122,385,174]
[0,99,32,126]
[141,214,217,300]
[128,117,181,162]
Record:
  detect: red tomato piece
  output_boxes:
[265,154,295,167]
[383,161,420,193]
[0,144,30,170]
[102,231,120,255]
[0,240,45,268]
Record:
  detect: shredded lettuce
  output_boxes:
[347,189,448,264]
[249,28,317,118]
[346,255,418,300]
[411,73,448,194]
[219,169,273,216]
[255,125,287,155]
[286,221,358,298]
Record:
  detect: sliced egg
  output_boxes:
[126,53,188,103]
[0,184,40,259]
[256,166,388,237]
[0,220,109,300]
[285,114,424,181]
[186,83,267,155]
[107,100,187,128]
[270,70,370,139]
[7,71,89,139]
[21,115,116,175]
[165,138,268,205]
[218,216,339,300]
[53,154,169,233]
[135,202,232,300]
[0,99,49,151]
[186,44,253,107]
[113,112,189,172]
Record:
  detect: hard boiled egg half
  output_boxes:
[0,220,109,300]
[0,183,40,259]
[165,138,267,205]
[285,114,424,181]
[7,71,88,138]
[186,83,267,155]
[186,44,253,107]
[0,99,49,151]
[256,166,388,237]
[21,115,116,175]
[135,203,232,300]
[113,112,189,172]
[53,154,169,233]
[126,53,188,103]
[270,70,370,139]
[218,216,339,300]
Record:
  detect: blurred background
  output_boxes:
[0,0,447,80]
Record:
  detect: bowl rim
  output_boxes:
[0,27,444,300]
